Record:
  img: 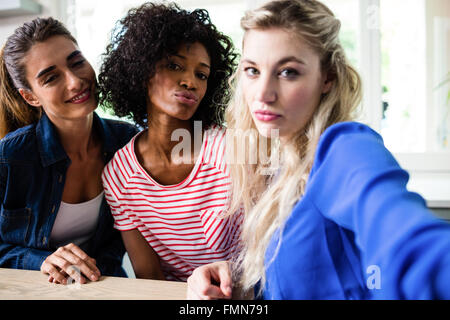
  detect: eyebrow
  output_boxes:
[67,50,81,61]
[242,56,306,66]
[172,54,211,69]
[36,50,82,79]
[36,66,56,79]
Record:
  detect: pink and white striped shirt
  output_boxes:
[102,126,242,281]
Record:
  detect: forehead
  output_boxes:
[242,28,318,64]
[171,42,211,65]
[23,35,79,76]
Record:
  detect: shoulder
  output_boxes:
[312,121,399,174]
[100,117,140,140]
[0,124,37,162]
[96,115,141,155]
[204,124,226,152]
[204,124,226,137]
[204,124,227,151]
[201,124,227,170]
[103,131,139,177]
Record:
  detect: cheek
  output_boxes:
[199,82,208,101]
[76,66,96,83]
[147,76,167,100]
[283,85,319,115]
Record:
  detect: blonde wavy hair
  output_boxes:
[225,0,363,295]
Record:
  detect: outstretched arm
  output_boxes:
[308,123,450,299]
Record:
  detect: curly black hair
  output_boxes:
[97,2,238,128]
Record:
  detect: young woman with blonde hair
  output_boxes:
[187,0,450,299]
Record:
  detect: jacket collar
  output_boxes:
[36,112,115,167]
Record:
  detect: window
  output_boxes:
[321,0,450,206]
[379,0,427,153]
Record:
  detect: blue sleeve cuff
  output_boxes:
[23,248,52,271]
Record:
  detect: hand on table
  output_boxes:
[40,243,101,285]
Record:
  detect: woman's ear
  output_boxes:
[322,72,334,94]
[18,88,41,107]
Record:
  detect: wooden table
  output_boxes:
[0,268,186,300]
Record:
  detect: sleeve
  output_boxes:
[306,122,450,299]
[0,162,52,270]
[0,244,52,271]
[101,152,137,231]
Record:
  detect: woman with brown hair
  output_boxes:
[0,17,138,284]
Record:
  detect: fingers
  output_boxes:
[42,262,68,285]
[65,243,101,278]
[41,243,101,285]
[187,261,232,300]
[62,244,100,282]
[217,265,232,298]
[47,248,88,283]
[48,269,68,284]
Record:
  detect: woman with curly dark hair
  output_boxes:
[99,2,242,282]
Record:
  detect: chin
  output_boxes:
[171,110,197,122]
[254,124,281,139]
[74,102,98,119]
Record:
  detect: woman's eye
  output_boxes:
[72,59,85,68]
[44,75,57,85]
[279,68,300,78]
[167,63,182,71]
[197,72,209,80]
[244,67,259,77]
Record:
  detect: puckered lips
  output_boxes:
[174,90,199,107]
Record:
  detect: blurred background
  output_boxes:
[1,0,449,227]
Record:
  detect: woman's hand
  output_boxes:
[40,243,101,285]
[187,261,232,300]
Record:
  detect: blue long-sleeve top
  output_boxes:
[262,122,450,299]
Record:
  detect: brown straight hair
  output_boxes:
[0,17,77,138]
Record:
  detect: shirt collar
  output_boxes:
[36,113,67,167]
[94,113,117,155]
[36,112,115,167]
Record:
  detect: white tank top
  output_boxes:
[50,192,104,249]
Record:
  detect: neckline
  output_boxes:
[61,191,104,207]
[130,129,206,190]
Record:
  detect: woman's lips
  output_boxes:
[175,91,198,106]
[66,88,91,104]
[253,110,282,122]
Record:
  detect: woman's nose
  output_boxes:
[66,71,83,92]
[179,72,196,89]
[255,77,277,103]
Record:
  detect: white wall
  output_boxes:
[0,0,67,46]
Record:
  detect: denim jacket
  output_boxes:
[0,112,139,277]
